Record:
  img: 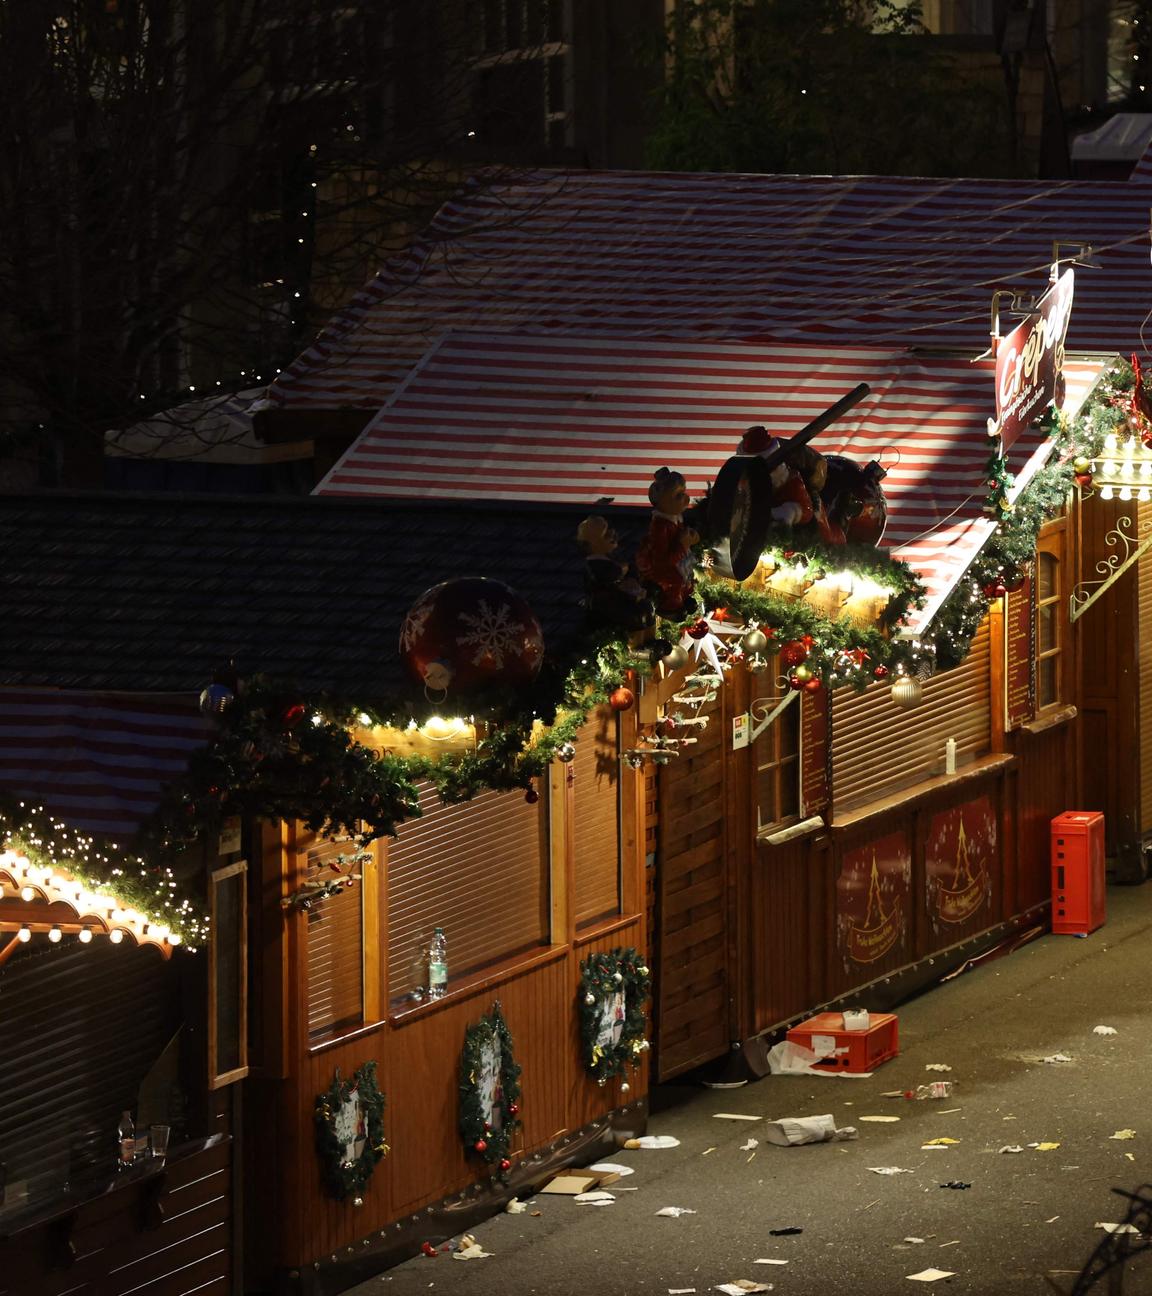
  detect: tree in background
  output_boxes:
[0,0,564,484]
[646,0,1017,178]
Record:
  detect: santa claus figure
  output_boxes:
[635,467,699,616]
[739,425,845,545]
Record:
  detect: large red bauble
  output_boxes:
[609,686,635,712]
[779,640,808,670]
[399,578,544,696]
[820,455,889,545]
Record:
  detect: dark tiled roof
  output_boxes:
[0,493,646,696]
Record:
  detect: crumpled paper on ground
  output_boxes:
[656,1206,697,1217]
[573,1190,616,1205]
[625,1135,681,1149]
[453,1235,492,1260]
[763,1114,858,1146]
[1093,1025,1118,1036]
[1110,1129,1137,1140]
[868,1166,913,1175]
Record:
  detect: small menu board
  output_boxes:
[801,689,829,817]
[1004,571,1035,730]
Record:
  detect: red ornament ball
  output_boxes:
[474,1138,488,1153]
[780,640,808,670]
[1074,472,1094,489]
[507,1102,519,1116]
[399,578,544,696]
[982,580,1007,599]
[873,664,890,681]
[788,673,804,691]
[421,1242,437,1258]
[609,685,635,712]
[803,676,822,694]
[524,785,540,805]
[499,1157,512,1172]
[281,702,307,729]
[687,619,711,641]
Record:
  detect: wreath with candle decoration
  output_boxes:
[458,1002,522,1175]
[314,1060,388,1202]
[579,947,652,1084]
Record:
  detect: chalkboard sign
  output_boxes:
[209,861,248,1088]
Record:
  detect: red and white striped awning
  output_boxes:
[0,690,209,841]
[266,169,1148,415]
[315,334,1105,633]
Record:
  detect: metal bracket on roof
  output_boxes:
[748,688,797,743]
[1069,511,1152,623]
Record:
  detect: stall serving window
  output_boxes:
[831,617,992,813]
[301,829,380,1042]
[1036,527,1065,711]
[385,781,551,1005]
[754,664,800,833]
[572,707,622,929]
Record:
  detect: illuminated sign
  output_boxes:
[994,267,1074,450]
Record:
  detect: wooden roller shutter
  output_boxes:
[303,830,365,1040]
[386,782,550,1003]
[573,707,622,929]
[831,617,992,813]
[1140,503,1152,832]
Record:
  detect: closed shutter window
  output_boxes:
[573,707,621,928]
[303,831,365,1040]
[386,782,551,1003]
[831,617,992,812]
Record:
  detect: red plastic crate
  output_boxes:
[786,1012,899,1072]
[1051,811,1106,936]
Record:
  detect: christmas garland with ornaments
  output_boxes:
[458,1002,522,1176]
[313,1060,388,1203]
[579,947,652,1085]
[22,360,1132,937]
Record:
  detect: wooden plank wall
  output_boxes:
[260,923,645,1270]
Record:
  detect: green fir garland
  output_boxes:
[458,1002,522,1175]
[579,947,652,1084]
[314,1060,388,1202]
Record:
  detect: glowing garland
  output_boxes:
[0,799,207,949]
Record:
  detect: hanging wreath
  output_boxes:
[458,1001,522,1175]
[314,1060,388,1202]
[579,947,652,1084]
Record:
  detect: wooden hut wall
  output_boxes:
[248,706,648,1278]
[639,529,1082,1065]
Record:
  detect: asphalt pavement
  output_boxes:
[353,882,1152,1296]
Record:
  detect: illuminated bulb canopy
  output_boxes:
[20,885,34,902]
[1101,484,1115,500]
[17,926,31,942]
[48,926,62,943]
[1121,486,1133,502]
[78,927,93,944]
[109,928,124,944]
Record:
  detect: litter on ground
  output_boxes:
[1110,1129,1137,1140]
[763,1115,857,1146]
[904,1238,926,1245]
[625,1135,681,1149]
[452,1236,492,1261]
[656,1207,697,1217]
[859,1115,901,1123]
[754,1259,789,1265]
[713,1112,763,1121]
[939,1182,971,1190]
[573,1191,616,1205]
[1043,1053,1074,1064]
[999,1145,1024,1154]
[868,1166,914,1175]
[716,1282,773,1294]
[906,1269,957,1282]
[1093,1025,1118,1036]
[1029,1142,1061,1151]
[925,1064,953,1072]
[588,1162,634,1175]
[1096,1222,1142,1235]
[922,1138,960,1147]
[768,1227,803,1236]
[504,1198,526,1214]
[740,1137,759,1151]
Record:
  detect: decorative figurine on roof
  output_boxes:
[739,425,845,544]
[576,516,655,633]
[820,456,889,546]
[634,468,699,616]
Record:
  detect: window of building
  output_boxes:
[754,665,800,833]
[474,0,570,155]
[385,781,552,1005]
[1036,541,1063,709]
[572,707,622,928]
[302,829,374,1041]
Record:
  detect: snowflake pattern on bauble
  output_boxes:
[457,599,525,669]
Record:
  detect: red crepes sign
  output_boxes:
[993,267,1074,451]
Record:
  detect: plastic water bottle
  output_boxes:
[117,1111,136,1167]
[427,927,448,1000]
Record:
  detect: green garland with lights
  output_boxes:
[314,1060,388,1202]
[0,797,208,948]
[579,947,652,1084]
[458,1002,522,1175]
[16,360,1126,936]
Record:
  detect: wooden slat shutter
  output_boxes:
[573,707,622,928]
[831,618,992,812]
[1140,504,1152,830]
[386,782,550,1002]
[303,831,365,1039]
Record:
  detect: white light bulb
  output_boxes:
[79,927,93,944]
[109,929,124,944]
[48,926,62,943]
[167,933,182,946]
[1101,484,1115,500]
[17,926,31,942]
[20,885,34,901]
[1121,486,1133,501]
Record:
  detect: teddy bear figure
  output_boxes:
[634,467,699,616]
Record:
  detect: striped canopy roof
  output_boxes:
[316,333,1105,633]
[268,166,1149,414]
[0,690,210,840]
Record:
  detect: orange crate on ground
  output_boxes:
[786,1012,899,1072]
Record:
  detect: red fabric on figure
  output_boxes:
[635,468,698,615]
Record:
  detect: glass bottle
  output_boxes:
[117,1111,136,1167]
[427,927,448,1000]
